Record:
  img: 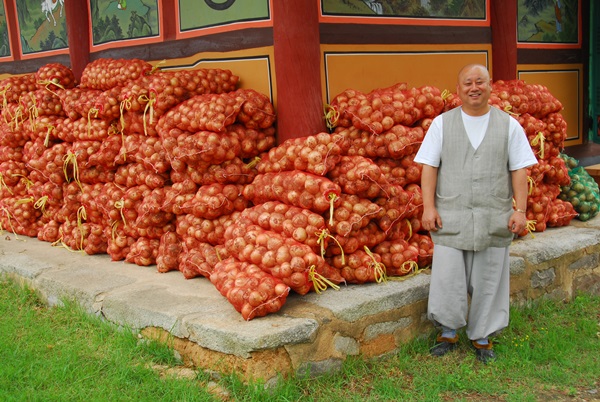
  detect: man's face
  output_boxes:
[456,66,491,115]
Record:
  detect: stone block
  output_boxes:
[531,268,556,289]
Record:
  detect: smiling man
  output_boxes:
[414,64,538,363]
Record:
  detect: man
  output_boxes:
[414,64,538,363]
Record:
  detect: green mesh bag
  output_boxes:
[558,153,600,221]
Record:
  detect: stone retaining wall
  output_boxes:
[144,217,600,381]
[1,216,599,382]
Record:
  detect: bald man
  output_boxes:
[414,64,537,363]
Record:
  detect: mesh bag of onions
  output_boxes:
[210,257,291,320]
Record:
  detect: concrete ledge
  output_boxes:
[1,214,599,380]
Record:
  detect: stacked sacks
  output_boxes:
[0,61,582,320]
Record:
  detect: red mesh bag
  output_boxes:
[326,83,443,134]
[239,201,326,253]
[170,129,242,168]
[546,198,578,228]
[374,239,420,277]
[181,183,249,220]
[175,211,240,246]
[115,163,170,189]
[256,132,349,176]
[234,88,276,130]
[156,91,246,135]
[80,58,153,90]
[325,221,386,256]
[210,258,290,321]
[105,222,136,261]
[125,237,160,266]
[376,155,422,188]
[59,220,108,255]
[0,73,37,104]
[178,238,222,279]
[118,111,159,137]
[121,68,239,119]
[20,89,66,118]
[408,233,434,268]
[0,145,24,163]
[160,179,198,214]
[35,63,76,91]
[178,157,258,186]
[227,124,276,159]
[327,155,390,199]
[325,194,383,237]
[0,196,41,237]
[156,231,182,273]
[242,170,341,215]
[328,247,386,285]
[224,223,343,295]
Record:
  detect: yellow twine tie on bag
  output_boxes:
[524,220,537,239]
[0,84,9,113]
[44,124,55,147]
[63,151,82,191]
[119,97,132,135]
[531,131,545,159]
[503,104,520,117]
[245,156,260,169]
[323,104,340,130]
[15,196,34,206]
[27,93,39,131]
[0,173,13,195]
[138,90,156,132]
[41,79,65,97]
[77,205,87,251]
[0,207,19,239]
[316,228,344,265]
[328,192,338,226]
[114,199,127,227]
[34,195,48,214]
[308,265,341,294]
[364,246,387,283]
[149,59,166,75]
[87,107,99,138]
[527,176,535,195]
[400,260,419,276]
[404,218,413,240]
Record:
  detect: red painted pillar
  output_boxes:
[161,0,177,41]
[65,1,90,81]
[4,0,21,61]
[490,0,517,81]
[272,0,326,143]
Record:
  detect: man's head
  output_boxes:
[456,64,492,116]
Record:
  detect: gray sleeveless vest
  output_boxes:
[430,107,514,251]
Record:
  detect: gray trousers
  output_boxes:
[427,244,510,340]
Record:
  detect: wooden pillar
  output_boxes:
[272,0,326,143]
[4,0,21,62]
[490,0,518,81]
[161,0,177,41]
[64,1,90,81]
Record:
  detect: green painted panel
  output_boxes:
[0,0,9,57]
[179,0,270,32]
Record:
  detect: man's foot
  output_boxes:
[472,340,496,364]
[430,333,459,357]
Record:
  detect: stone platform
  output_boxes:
[1,215,599,382]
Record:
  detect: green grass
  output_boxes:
[1,275,599,401]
